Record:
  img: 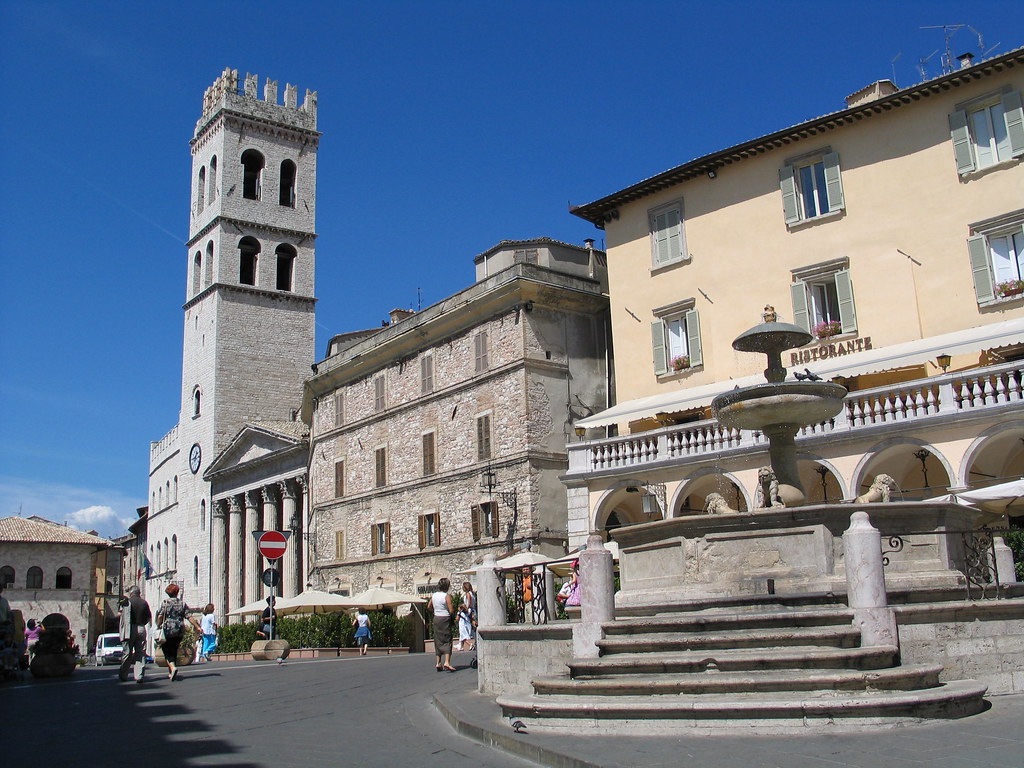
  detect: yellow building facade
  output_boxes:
[564,48,1024,547]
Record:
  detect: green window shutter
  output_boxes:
[779,165,800,224]
[652,207,682,265]
[685,309,703,368]
[968,235,995,303]
[822,152,845,211]
[790,282,810,332]
[1003,90,1024,158]
[948,109,976,175]
[651,320,668,376]
[834,269,857,334]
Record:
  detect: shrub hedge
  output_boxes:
[216,611,413,653]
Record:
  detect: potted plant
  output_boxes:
[670,355,690,372]
[995,279,1024,298]
[813,320,842,340]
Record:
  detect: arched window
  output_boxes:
[208,155,218,204]
[55,567,72,589]
[239,236,260,286]
[151,491,156,510]
[171,535,178,570]
[241,149,264,200]
[27,566,43,589]
[193,387,202,417]
[275,244,296,291]
[0,565,14,587]
[165,481,171,504]
[197,165,206,210]
[205,241,214,287]
[193,556,199,586]
[158,486,163,509]
[279,159,296,207]
[155,542,161,573]
[200,499,206,531]
[173,476,178,503]
[192,251,202,295]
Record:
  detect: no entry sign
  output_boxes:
[258,530,288,560]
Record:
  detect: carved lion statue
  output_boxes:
[753,467,785,509]
[855,473,898,503]
[704,493,739,515]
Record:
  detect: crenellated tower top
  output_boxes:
[195,67,318,138]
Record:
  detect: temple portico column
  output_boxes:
[262,485,281,594]
[279,480,299,598]
[296,476,309,591]
[211,499,228,617]
[228,495,244,623]
[245,489,263,607]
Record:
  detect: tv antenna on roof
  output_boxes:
[916,48,940,80]
[890,51,903,85]
[921,24,965,74]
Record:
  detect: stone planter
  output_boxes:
[30,653,77,678]
[251,639,291,661]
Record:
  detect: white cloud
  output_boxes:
[0,475,142,540]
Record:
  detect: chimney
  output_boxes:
[957,52,975,69]
[845,79,899,108]
[389,308,415,324]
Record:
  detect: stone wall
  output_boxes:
[477,624,573,695]
[895,599,1024,694]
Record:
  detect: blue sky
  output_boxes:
[1,1,1021,539]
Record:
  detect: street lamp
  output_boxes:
[936,353,951,373]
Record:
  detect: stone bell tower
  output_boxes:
[146,69,318,606]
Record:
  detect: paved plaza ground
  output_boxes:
[4,650,1023,768]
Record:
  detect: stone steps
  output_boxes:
[597,625,862,654]
[603,607,855,635]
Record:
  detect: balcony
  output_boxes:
[567,361,1024,479]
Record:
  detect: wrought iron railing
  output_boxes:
[496,557,579,626]
[880,528,1010,600]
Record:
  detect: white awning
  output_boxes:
[578,318,1024,429]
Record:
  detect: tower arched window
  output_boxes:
[171,535,178,570]
[276,244,296,291]
[239,236,260,286]
[200,499,206,531]
[158,486,163,509]
[193,556,199,586]
[241,149,264,200]
[27,566,43,589]
[55,567,72,589]
[166,481,171,505]
[205,241,214,287]
[173,476,178,503]
[192,251,202,295]
[197,165,206,211]
[156,542,161,573]
[193,387,202,417]
[208,155,218,203]
[0,565,13,587]
[279,159,296,207]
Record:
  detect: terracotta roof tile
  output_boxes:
[0,516,114,546]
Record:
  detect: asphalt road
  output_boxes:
[4,651,535,768]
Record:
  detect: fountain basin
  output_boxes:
[712,382,847,431]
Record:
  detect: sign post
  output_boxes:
[255,531,289,640]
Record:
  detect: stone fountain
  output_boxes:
[712,306,847,506]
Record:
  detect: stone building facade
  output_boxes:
[0,516,122,652]
[301,239,610,597]
[144,69,318,617]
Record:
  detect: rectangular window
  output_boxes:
[651,302,702,376]
[790,261,857,337]
[371,522,391,555]
[514,248,539,264]
[334,530,345,560]
[334,460,345,498]
[779,151,845,225]
[421,354,434,395]
[949,91,1024,175]
[334,392,344,428]
[474,331,489,373]
[418,511,441,549]
[476,414,492,461]
[648,200,687,267]
[373,376,385,412]
[967,217,1024,303]
[471,501,499,541]
[422,432,436,476]
[374,447,387,488]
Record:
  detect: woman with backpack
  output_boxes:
[155,584,201,681]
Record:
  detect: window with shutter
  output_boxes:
[334,460,345,498]
[648,200,687,267]
[374,447,387,488]
[334,530,345,560]
[373,376,385,412]
[334,392,344,428]
[474,331,489,372]
[421,354,434,394]
[651,300,701,376]
[950,90,1024,175]
[790,261,857,337]
[779,150,845,226]
[967,216,1024,303]
[422,432,436,476]
[476,414,492,461]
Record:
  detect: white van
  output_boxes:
[95,633,124,665]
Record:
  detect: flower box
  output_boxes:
[813,320,842,340]
[670,355,690,372]
[995,280,1024,298]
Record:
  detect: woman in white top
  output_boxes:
[430,578,456,672]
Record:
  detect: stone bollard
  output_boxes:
[573,533,615,659]
[843,511,897,648]
[994,537,1017,584]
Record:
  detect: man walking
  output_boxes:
[118,586,152,684]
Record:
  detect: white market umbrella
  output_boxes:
[461,550,572,576]
[226,597,274,617]
[337,586,426,610]
[275,589,354,616]
[934,479,1024,517]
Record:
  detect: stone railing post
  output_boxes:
[476,555,505,628]
[994,537,1017,585]
[573,533,615,659]
[843,511,897,647]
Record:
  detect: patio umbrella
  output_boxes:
[274,589,354,616]
[226,597,274,617]
[936,478,1024,517]
[337,587,426,610]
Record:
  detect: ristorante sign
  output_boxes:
[790,336,873,366]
